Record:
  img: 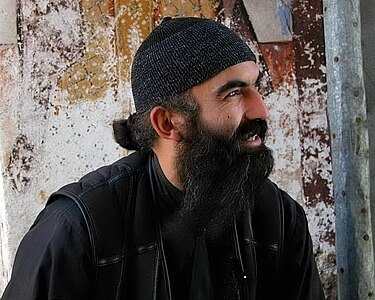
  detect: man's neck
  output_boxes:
[152,145,183,191]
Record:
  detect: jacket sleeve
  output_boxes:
[280,190,326,300]
[1,197,93,300]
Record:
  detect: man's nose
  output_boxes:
[244,89,269,120]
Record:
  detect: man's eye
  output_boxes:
[226,90,240,98]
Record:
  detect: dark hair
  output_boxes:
[113,90,197,150]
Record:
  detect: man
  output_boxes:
[2,17,325,299]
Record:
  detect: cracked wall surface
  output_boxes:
[0,0,336,298]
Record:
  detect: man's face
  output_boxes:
[174,61,273,234]
[189,61,269,154]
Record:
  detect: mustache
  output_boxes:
[232,119,268,140]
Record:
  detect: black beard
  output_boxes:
[175,118,274,236]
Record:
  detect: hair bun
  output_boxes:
[113,118,140,150]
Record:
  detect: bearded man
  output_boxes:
[2,17,325,300]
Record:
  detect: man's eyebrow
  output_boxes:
[216,80,248,96]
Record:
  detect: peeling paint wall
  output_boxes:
[0,0,336,297]
[0,0,127,293]
[292,1,336,297]
[0,44,22,292]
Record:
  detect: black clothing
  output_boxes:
[2,150,325,299]
[2,197,92,299]
[150,154,194,299]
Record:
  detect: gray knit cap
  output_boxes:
[131,17,256,113]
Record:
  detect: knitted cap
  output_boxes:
[131,17,256,113]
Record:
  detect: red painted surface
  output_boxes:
[258,43,295,90]
[292,1,336,297]
[293,0,333,208]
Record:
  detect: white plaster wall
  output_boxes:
[267,84,304,203]
[0,0,18,288]
[0,45,21,294]
[0,159,10,294]
[0,0,131,294]
[0,0,17,44]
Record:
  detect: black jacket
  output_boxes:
[2,150,325,299]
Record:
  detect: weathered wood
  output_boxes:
[323,0,375,298]
[242,0,292,43]
[361,0,375,265]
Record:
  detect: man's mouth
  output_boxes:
[247,134,258,141]
[234,119,268,144]
[241,133,258,141]
[240,133,262,150]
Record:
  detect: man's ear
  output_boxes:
[149,106,185,142]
